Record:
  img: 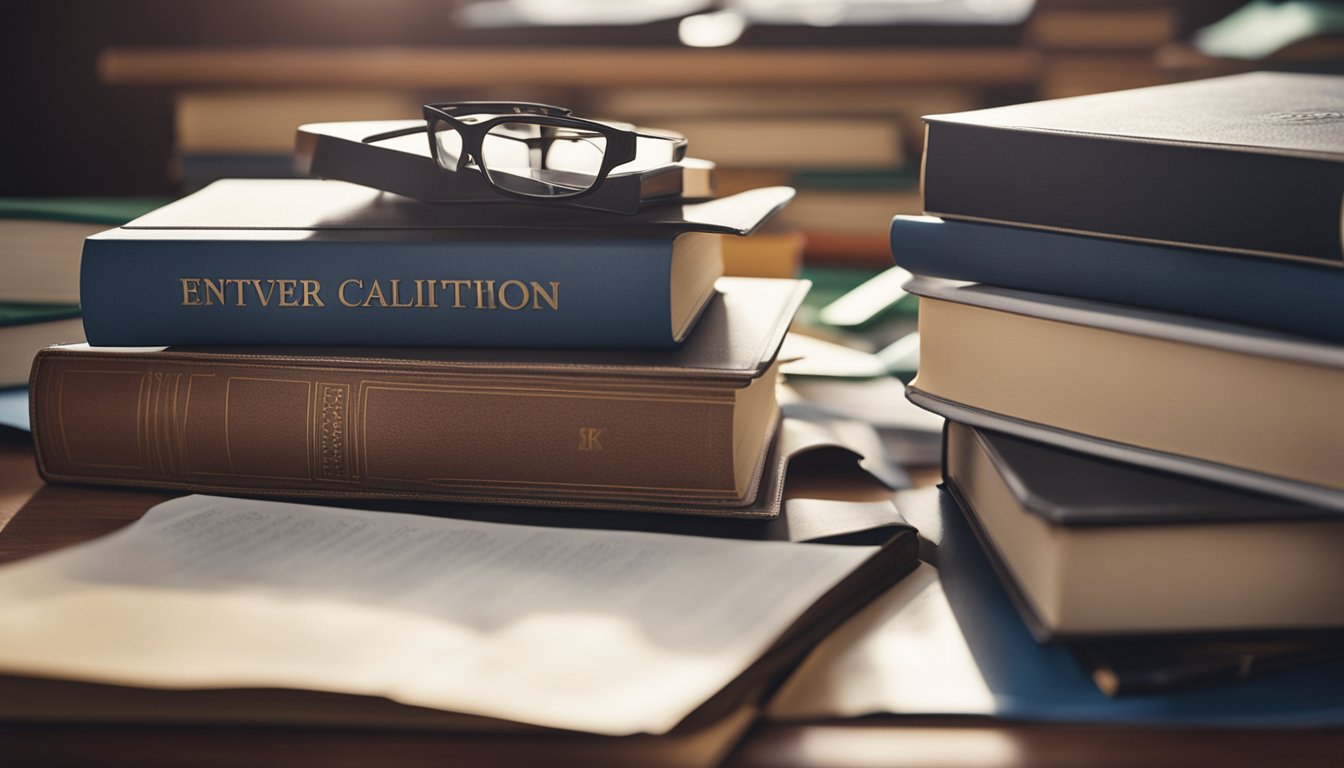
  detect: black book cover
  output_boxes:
[922,72,1344,264]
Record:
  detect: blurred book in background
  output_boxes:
[0,197,164,389]
[452,0,1037,47]
[0,198,164,304]
[1031,0,1180,98]
[721,229,804,278]
[174,90,422,190]
[589,85,959,266]
[0,305,83,389]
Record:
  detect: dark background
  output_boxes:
[1,0,454,196]
[0,0,1267,198]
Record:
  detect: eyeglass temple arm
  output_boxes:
[427,102,573,117]
[362,124,427,144]
[632,129,686,143]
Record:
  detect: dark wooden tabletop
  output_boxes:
[0,426,1338,767]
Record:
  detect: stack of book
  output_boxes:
[8,131,926,756]
[30,177,814,517]
[892,72,1344,684]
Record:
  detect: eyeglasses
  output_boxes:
[421,102,688,201]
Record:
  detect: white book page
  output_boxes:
[768,563,995,719]
[0,495,875,736]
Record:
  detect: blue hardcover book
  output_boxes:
[80,179,794,349]
[889,215,1344,344]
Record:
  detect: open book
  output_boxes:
[0,494,915,762]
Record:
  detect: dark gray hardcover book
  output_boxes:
[966,426,1329,527]
[922,72,1344,264]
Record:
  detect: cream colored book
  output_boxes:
[176,89,421,153]
[944,422,1344,637]
[905,277,1344,511]
[653,117,904,170]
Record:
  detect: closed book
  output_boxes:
[921,72,1344,264]
[77,179,805,349]
[721,230,804,279]
[904,277,1344,510]
[0,197,166,304]
[944,421,1344,638]
[34,277,806,515]
[176,152,300,190]
[175,89,420,153]
[888,215,1344,343]
[0,304,83,387]
[1026,6,1175,50]
[651,117,904,170]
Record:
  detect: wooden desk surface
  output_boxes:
[0,426,1339,767]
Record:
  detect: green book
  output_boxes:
[0,198,167,225]
[0,303,82,327]
[0,302,85,388]
[0,196,169,305]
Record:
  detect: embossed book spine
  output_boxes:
[79,230,716,349]
[30,348,772,508]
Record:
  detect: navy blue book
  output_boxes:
[80,179,794,349]
[890,215,1344,344]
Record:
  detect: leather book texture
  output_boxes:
[889,215,1344,343]
[75,179,803,349]
[921,72,1344,264]
[32,278,810,516]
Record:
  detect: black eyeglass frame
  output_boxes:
[421,102,688,202]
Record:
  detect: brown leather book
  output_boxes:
[32,277,807,515]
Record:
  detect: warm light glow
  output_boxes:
[678,11,748,48]
[794,725,1022,768]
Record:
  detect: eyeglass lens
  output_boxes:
[431,116,609,198]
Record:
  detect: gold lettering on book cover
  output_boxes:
[578,427,604,452]
[338,278,364,307]
[194,278,560,311]
[358,382,734,494]
[318,383,352,481]
[180,278,202,305]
